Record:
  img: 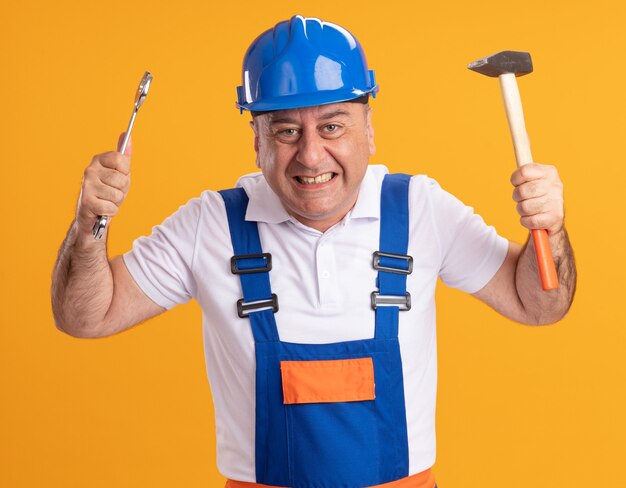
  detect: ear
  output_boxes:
[366,107,376,156]
[250,119,261,167]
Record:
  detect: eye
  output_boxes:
[273,127,301,142]
[320,123,344,138]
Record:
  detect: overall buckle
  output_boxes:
[237,294,279,318]
[372,251,413,275]
[370,291,412,311]
[231,253,272,274]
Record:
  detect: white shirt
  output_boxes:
[123,165,508,482]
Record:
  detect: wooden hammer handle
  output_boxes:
[499,73,559,290]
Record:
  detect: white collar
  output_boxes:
[237,165,388,225]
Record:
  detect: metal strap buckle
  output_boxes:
[372,251,413,275]
[237,294,279,318]
[370,291,412,311]
[231,253,272,274]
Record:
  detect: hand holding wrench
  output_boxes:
[92,71,153,240]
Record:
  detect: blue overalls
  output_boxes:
[219,174,414,488]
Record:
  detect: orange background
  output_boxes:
[1,0,625,486]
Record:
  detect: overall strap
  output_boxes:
[219,188,280,343]
[373,173,413,340]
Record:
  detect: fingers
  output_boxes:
[75,149,132,234]
[516,195,549,215]
[81,165,127,212]
[98,167,131,193]
[511,163,564,235]
[510,162,552,186]
[96,151,130,175]
[519,212,559,232]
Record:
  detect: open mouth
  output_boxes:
[295,172,337,185]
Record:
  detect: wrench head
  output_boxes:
[134,71,153,110]
[467,51,533,77]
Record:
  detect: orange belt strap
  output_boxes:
[226,468,435,488]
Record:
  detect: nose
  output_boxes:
[295,129,326,169]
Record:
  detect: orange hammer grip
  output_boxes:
[531,229,558,290]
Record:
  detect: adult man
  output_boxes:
[52,15,576,488]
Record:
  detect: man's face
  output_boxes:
[251,102,375,232]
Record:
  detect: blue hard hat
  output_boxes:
[236,15,378,113]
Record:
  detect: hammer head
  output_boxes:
[468,51,533,77]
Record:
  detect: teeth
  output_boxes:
[297,173,334,184]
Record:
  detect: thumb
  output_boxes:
[117,132,133,156]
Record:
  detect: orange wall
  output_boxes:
[1,0,624,486]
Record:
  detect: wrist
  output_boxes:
[73,220,107,252]
[547,226,567,241]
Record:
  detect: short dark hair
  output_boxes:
[251,94,370,118]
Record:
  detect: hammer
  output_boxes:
[468,51,558,291]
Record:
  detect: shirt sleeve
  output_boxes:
[123,197,202,309]
[425,177,509,294]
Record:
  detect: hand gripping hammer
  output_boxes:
[468,51,558,290]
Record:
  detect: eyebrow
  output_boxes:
[318,110,351,120]
[269,110,351,125]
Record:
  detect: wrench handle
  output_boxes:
[499,73,558,290]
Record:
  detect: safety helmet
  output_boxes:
[236,15,378,113]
